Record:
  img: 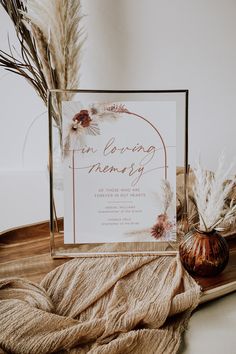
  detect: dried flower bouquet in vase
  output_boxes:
[179,155,236,276]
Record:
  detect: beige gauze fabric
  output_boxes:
[0,255,201,354]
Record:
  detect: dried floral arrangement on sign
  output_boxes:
[0,0,84,139]
[151,180,175,241]
[123,179,176,242]
[63,103,130,153]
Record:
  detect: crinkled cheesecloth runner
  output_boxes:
[0,254,201,354]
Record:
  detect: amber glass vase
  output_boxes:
[179,228,229,277]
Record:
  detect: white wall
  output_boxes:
[1,0,236,172]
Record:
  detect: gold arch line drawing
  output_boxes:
[121,109,168,180]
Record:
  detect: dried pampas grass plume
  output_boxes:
[161,179,174,214]
[29,23,53,89]
[193,153,236,232]
[23,0,84,99]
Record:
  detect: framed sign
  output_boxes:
[48,90,189,258]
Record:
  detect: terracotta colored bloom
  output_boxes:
[73,109,92,128]
[151,214,173,239]
[151,222,165,239]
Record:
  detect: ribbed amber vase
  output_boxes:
[179,228,229,277]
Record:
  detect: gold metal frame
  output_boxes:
[48,89,189,258]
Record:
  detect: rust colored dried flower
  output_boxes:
[73,110,92,128]
[90,106,98,115]
[151,223,165,239]
[151,214,173,239]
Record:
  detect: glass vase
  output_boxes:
[179,228,229,277]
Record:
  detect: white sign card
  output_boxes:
[62,100,176,244]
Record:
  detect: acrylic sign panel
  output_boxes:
[62,99,176,244]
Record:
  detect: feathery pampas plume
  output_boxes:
[150,179,175,240]
[161,179,174,214]
[0,0,84,132]
[193,153,236,232]
[23,0,84,92]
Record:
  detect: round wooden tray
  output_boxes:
[0,221,235,304]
